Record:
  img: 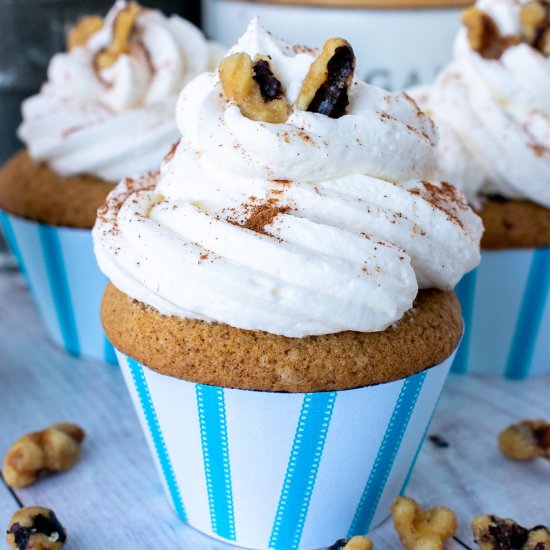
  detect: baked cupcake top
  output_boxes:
[93,19,482,338]
[17,1,223,183]
[415,0,550,209]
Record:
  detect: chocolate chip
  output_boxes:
[253,59,284,102]
[487,521,530,549]
[429,434,450,448]
[307,45,355,118]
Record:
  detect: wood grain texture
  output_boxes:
[0,270,549,549]
[239,0,474,9]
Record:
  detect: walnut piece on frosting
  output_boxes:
[95,1,141,69]
[462,7,519,59]
[520,1,550,56]
[472,515,550,549]
[218,53,291,123]
[67,15,103,51]
[295,38,355,118]
[498,419,550,460]
[392,496,457,550]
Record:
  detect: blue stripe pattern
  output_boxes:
[0,212,27,276]
[196,384,236,541]
[348,372,427,535]
[505,249,550,379]
[127,357,187,521]
[269,392,337,550]
[38,224,80,356]
[451,270,477,374]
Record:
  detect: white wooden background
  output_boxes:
[1,269,549,549]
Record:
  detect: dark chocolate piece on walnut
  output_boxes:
[253,59,284,101]
[7,507,66,550]
[498,419,550,461]
[296,38,356,119]
[472,515,550,549]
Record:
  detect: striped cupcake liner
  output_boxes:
[452,248,550,378]
[0,211,116,365]
[116,350,454,549]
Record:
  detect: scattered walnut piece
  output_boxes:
[2,423,85,488]
[520,1,550,56]
[472,515,550,549]
[219,53,290,123]
[6,506,66,550]
[67,15,103,51]
[95,1,141,69]
[392,496,457,550]
[295,38,355,118]
[498,419,550,461]
[327,536,373,550]
[462,7,519,59]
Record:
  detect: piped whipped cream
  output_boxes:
[93,19,482,337]
[18,1,224,182]
[414,0,550,209]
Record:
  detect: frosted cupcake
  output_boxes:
[414,0,550,377]
[94,19,481,548]
[0,1,222,363]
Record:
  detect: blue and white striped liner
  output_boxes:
[1,212,116,364]
[453,248,550,378]
[116,351,453,550]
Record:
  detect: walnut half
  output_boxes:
[218,53,291,123]
[472,515,550,549]
[295,38,356,118]
[462,7,519,59]
[520,1,550,56]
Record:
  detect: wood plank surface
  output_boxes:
[0,270,548,549]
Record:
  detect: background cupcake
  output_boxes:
[0,1,223,363]
[94,19,482,548]
[414,0,550,378]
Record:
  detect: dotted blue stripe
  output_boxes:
[347,371,427,536]
[0,212,27,277]
[269,392,337,550]
[196,384,236,541]
[38,224,80,356]
[103,336,117,365]
[127,357,187,521]
[451,270,477,374]
[505,248,550,379]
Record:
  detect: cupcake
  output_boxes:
[413,0,550,377]
[93,19,482,548]
[0,1,222,363]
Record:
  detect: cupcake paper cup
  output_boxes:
[0,211,116,364]
[116,349,455,550]
[453,248,550,378]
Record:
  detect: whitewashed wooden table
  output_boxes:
[1,269,549,549]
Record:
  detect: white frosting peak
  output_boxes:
[93,20,482,337]
[413,0,550,208]
[18,1,224,182]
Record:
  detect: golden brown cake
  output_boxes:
[0,150,114,229]
[478,197,550,250]
[102,283,462,392]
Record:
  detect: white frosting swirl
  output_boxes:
[18,1,224,182]
[93,19,482,337]
[416,0,550,208]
